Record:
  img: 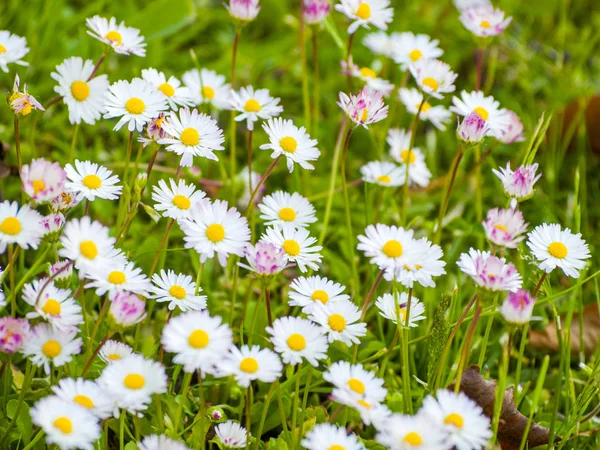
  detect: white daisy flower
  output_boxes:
[182,68,231,110]
[398,87,451,131]
[492,163,541,202]
[260,118,320,172]
[138,435,191,450]
[392,32,444,70]
[180,199,251,267]
[376,413,448,450]
[499,289,535,325]
[51,190,84,212]
[30,396,101,450]
[302,423,365,450]
[363,31,399,58]
[225,0,261,22]
[260,224,323,272]
[457,248,522,292]
[375,292,426,327]
[453,0,491,10]
[238,242,288,277]
[52,378,114,419]
[215,421,248,449]
[348,397,392,426]
[450,90,510,137]
[357,224,417,273]
[0,31,29,72]
[341,62,394,97]
[334,0,394,34]
[483,208,528,249]
[158,107,225,167]
[360,161,405,187]
[459,4,512,37]
[40,213,66,242]
[409,58,457,100]
[109,292,146,328]
[497,110,525,144]
[385,237,446,287]
[526,224,591,278]
[65,160,122,201]
[51,57,110,125]
[386,131,432,188]
[338,86,388,129]
[99,340,133,364]
[218,345,283,387]
[309,299,366,345]
[141,68,193,111]
[288,275,350,312]
[152,178,206,221]
[0,200,43,254]
[20,158,66,204]
[266,316,328,366]
[104,78,168,132]
[151,269,207,312]
[162,310,233,374]
[86,16,146,56]
[23,279,83,331]
[86,259,152,298]
[258,191,317,228]
[230,86,283,131]
[22,323,82,374]
[98,353,168,415]
[323,361,387,404]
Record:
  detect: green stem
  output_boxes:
[296,366,313,450]
[119,410,126,450]
[21,428,45,450]
[175,371,193,433]
[401,98,425,224]
[244,156,281,216]
[14,117,22,174]
[83,295,110,363]
[253,383,276,450]
[8,244,15,317]
[378,330,399,377]
[433,145,465,245]
[81,331,110,376]
[123,130,134,184]
[69,123,79,162]
[275,381,289,434]
[291,364,302,449]
[454,301,483,393]
[149,218,175,274]
[514,323,529,396]
[245,385,252,448]
[312,31,320,136]
[477,294,499,368]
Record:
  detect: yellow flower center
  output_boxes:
[548,241,568,259]
[359,67,376,78]
[202,86,215,99]
[79,240,98,260]
[444,412,465,428]
[282,239,300,256]
[32,179,45,195]
[158,83,175,97]
[287,333,307,351]
[409,49,423,62]
[420,102,432,112]
[125,97,145,115]
[347,378,365,394]
[124,373,145,390]
[377,175,391,183]
[82,174,102,189]
[188,329,210,349]
[71,80,90,101]
[42,340,61,358]
[360,108,369,122]
[53,417,73,434]
[0,44,6,54]
[280,136,298,153]
[311,290,329,304]
[328,313,346,332]
[403,432,423,446]
[480,20,491,28]
[357,399,371,408]
[397,308,407,323]
[172,194,191,210]
[401,149,416,164]
[180,127,200,146]
[244,99,261,112]
[105,30,123,46]
[169,285,187,299]
[206,223,225,243]
[73,395,94,409]
[0,217,21,236]
[240,357,259,373]
[278,207,296,222]
[356,2,371,19]
[329,446,346,450]
[42,299,61,316]
[382,240,403,258]
[421,77,439,91]
[474,106,489,121]
[494,224,508,232]
[108,271,126,285]
[108,353,121,361]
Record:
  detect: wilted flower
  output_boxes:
[497,110,525,144]
[338,86,388,129]
[499,289,535,325]
[459,4,512,37]
[0,317,30,354]
[225,0,261,23]
[51,191,84,212]
[138,113,167,147]
[457,111,489,144]
[109,291,147,327]
[483,208,528,248]
[239,242,288,276]
[8,74,44,116]
[457,248,522,292]
[492,163,541,201]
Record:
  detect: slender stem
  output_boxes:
[455,301,483,393]
[231,29,240,88]
[264,282,273,328]
[21,428,45,450]
[119,410,126,450]
[433,146,465,244]
[291,364,302,449]
[8,245,15,317]
[45,96,63,110]
[174,371,193,433]
[14,118,22,174]
[533,272,548,296]
[360,269,384,321]
[244,156,281,216]
[245,385,253,446]
[514,323,529,394]
[378,330,399,377]
[477,294,499,368]
[401,98,425,224]
[84,295,111,362]
[247,129,254,195]
[197,372,206,450]
[345,33,355,88]
[474,144,483,247]
[69,123,79,162]
[296,366,313,450]
[397,285,412,413]
[84,199,90,216]
[81,331,110,376]
[312,32,320,136]
[149,218,175,274]
[275,381,290,433]
[145,143,161,179]
[300,5,310,132]
[0,360,33,446]
[123,130,134,183]
[475,48,484,91]
[253,383,276,450]
[87,54,106,81]
[130,143,144,187]
[229,29,240,203]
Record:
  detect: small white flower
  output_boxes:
[65,160,122,201]
[385,237,446,288]
[225,0,261,22]
[86,259,152,298]
[22,323,82,374]
[0,31,29,72]
[392,32,444,70]
[459,4,512,37]
[338,86,388,129]
[138,435,191,450]
[457,248,522,292]
[218,345,283,388]
[86,16,146,56]
[260,224,323,273]
[302,424,365,450]
[52,378,114,419]
[309,299,366,345]
[499,289,536,325]
[230,86,283,131]
[215,421,249,449]
[387,130,432,187]
[21,158,66,203]
[324,361,387,404]
[334,0,394,34]
[141,68,193,111]
[360,161,405,187]
[267,316,328,366]
[398,87,451,131]
[375,292,426,327]
[152,178,206,221]
[0,200,43,254]
[409,58,457,100]
[376,413,449,450]
[258,191,317,228]
[182,68,231,110]
[151,269,207,312]
[288,275,350,313]
[99,340,133,364]
[357,224,417,273]
[483,208,528,249]
[260,118,320,172]
[492,163,541,201]
[23,279,83,331]
[451,90,510,138]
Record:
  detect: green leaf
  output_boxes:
[124,442,138,450]
[6,399,32,444]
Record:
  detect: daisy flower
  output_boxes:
[357,224,416,273]
[323,361,387,404]
[215,421,248,449]
[158,107,225,167]
[22,323,82,374]
[392,32,444,70]
[86,259,152,298]
[230,86,283,131]
[151,269,207,311]
[375,292,426,327]
[341,61,394,96]
[52,378,114,419]
[238,242,288,277]
[348,397,392,426]
[23,279,83,331]
[98,353,168,415]
[259,191,317,228]
[483,208,528,249]
[41,213,66,243]
[65,160,122,201]
[450,90,510,137]
[218,345,283,387]
[0,31,29,72]
[360,161,405,187]
[304,0,331,25]
[453,0,491,10]
[138,435,191,450]
[363,31,400,58]
[152,178,206,221]
[309,299,367,345]
[180,199,251,267]
[266,316,329,366]
[104,78,168,132]
[302,424,365,450]
[0,200,43,254]
[409,58,457,100]
[385,237,446,287]
[387,131,432,187]
[51,190,84,212]
[225,0,261,22]
[182,68,231,110]
[141,68,193,111]
[526,224,591,278]
[0,317,30,354]
[99,340,133,363]
[492,163,541,201]
[499,289,535,325]
[51,57,110,125]
[30,396,100,450]
[497,110,525,144]
[9,74,44,116]
[260,118,320,172]
[398,87,451,131]
[86,16,146,56]
[338,86,388,129]
[457,111,489,144]
[457,248,522,292]
[162,310,233,374]
[421,390,492,450]
[376,413,448,450]
[459,4,512,37]
[49,260,74,288]
[21,158,66,203]
[288,275,350,312]
[108,291,147,328]
[260,224,323,272]
[334,0,394,34]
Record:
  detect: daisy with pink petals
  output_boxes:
[338,86,388,129]
[459,4,512,38]
[304,0,331,24]
[21,158,66,203]
[0,317,30,354]
[483,208,528,249]
[497,110,525,144]
[492,163,541,202]
[457,248,522,292]
[499,289,535,325]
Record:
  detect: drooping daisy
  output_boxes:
[260,224,323,272]
[392,32,444,70]
[108,291,147,328]
[341,61,394,96]
[230,86,283,131]
[104,78,168,132]
[360,161,405,187]
[98,353,167,415]
[23,279,83,331]
[492,163,541,201]
[21,158,66,203]
[497,110,525,144]
[86,259,152,298]
[52,378,114,419]
[225,0,261,22]
[180,199,251,267]
[357,224,416,273]
[0,317,30,354]
[457,111,489,144]
[450,90,510,137]
[288,275,350,312]
[324,361,387,404]
[151,269,207,311]
[0,31,29,72]
[182,68,231,110]
[152,178,206,221]
[421,390,492,450]
[65,160,122,201]
[375,292,426,327]
[51,57,110,125]
[376,413,448,450]
[309,299,367,345]
[457,248,522,292]
[409,58,457,100]
[9,74,44,116]
[267,316,328,366]
[141,68,193,111]
[158,107,225,167]
[302,423,365,450]
[0,200,43,254]
[398,87,451,131]
[41,213,66,243]
[363,31,400,58]
[138,435,191,450]
[335,0,394,34]
[86,16,146,56]
[162,310,233,374]
[459,4,512,38]
[304,0,331,24]
[482,208,528,249]
[215,421,248,449]
[526,224,591,278]
[239,242,288,277]
[99,340,133,364]
[499,289,535,325]
[218,345,283,387]
[30,396,101,450]
[258,191,317,228]
[22,323,82,374]
[386,237,446,287]
[260,118,320,172]
[338,86,389,129]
